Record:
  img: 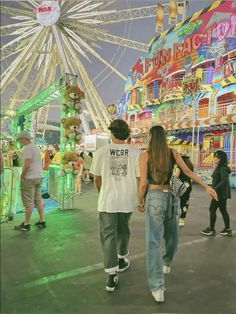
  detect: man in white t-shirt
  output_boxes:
[14,131,45,231]
[90,119,140,292]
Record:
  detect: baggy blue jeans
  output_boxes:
[145,189,179,291]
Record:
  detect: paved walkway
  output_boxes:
[1,184,236,314]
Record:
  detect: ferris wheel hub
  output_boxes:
[35,1,60,27]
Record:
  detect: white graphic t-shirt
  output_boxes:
[22,143,43,179]
[90,143,140,213]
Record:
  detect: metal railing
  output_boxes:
[223,58,236,78]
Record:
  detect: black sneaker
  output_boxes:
[35,221,46,229]
[118,258,130,272]
[201,227,216,236]
[219,228,232,237]
[106,274,119,292]
[14,222,31,231]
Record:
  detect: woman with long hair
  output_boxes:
[201,150,232,237]
[137,125,217,303]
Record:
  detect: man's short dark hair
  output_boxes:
[108,119,130,140]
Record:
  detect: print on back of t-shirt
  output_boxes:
[110,148,129,181]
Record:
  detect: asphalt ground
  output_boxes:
[1,183,236,314]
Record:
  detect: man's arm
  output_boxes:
[94,175,102,192]
[21,158,32,179]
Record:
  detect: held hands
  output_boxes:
[206,186,218,200]
[137,203,145,212]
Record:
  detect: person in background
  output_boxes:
[51,144,60,164]
[88,152,93,181]
[74,153,84,194]
[90,119,140,293]
[138,125,217,303]
[82,152,92,182]
[201,150,232,237]
[14,131,46,231]
[7,141,20,167]
[42,145,51,170]
[49,146,54,160]
[175,154,194,227]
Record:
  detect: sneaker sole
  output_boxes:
[219,233,232,237]
[117,261,130,273]
[106,286,116,292]
[201,231,215,236]
[163,267,171,274]
[151,292,165,302]
[15,228,30,231]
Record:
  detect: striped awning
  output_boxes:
[200,84,213,92]
[163,93,183,102]
[221,76,236,87]
[167,137,192,145]
[145,98,161,106]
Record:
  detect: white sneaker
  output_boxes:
[152,289,164,302]
[179,218,185,226]
[163,265,171,274]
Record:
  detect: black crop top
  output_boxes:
[147,149,175,185]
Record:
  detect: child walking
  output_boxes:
[201,150,232,237]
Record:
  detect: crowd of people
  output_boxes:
[1,120,233,304]
[0,135,93,222]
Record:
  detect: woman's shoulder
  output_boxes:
[220,165,231,173]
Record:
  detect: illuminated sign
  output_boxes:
[178,20,203,37]
[145,15,236,73]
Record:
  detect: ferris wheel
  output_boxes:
[0,0,187,132]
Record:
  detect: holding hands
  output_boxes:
[137,203,145,212]
[206,185,218,200]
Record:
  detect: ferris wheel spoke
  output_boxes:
[7,29,48,110]
[0,20,37,36]
[60,28,90,61]
[102,1,116,9]
[69,24,149,52]
[1,25,42,51]
[19,1,36,11]
[63,26,126,80]
[0,26,43,93]
[0,6,35,19]
[8,54,40,110]
[36,30,52,70]
[28,1,41,8]
[0,45,25,61]
[25,66,47,102]
[76,58,110,128]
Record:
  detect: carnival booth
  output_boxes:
[122,0,236,186]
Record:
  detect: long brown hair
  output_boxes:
[147,125,170,184]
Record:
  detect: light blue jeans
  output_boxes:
[145,189,179,291]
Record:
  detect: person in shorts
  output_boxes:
[15,131,46,231]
